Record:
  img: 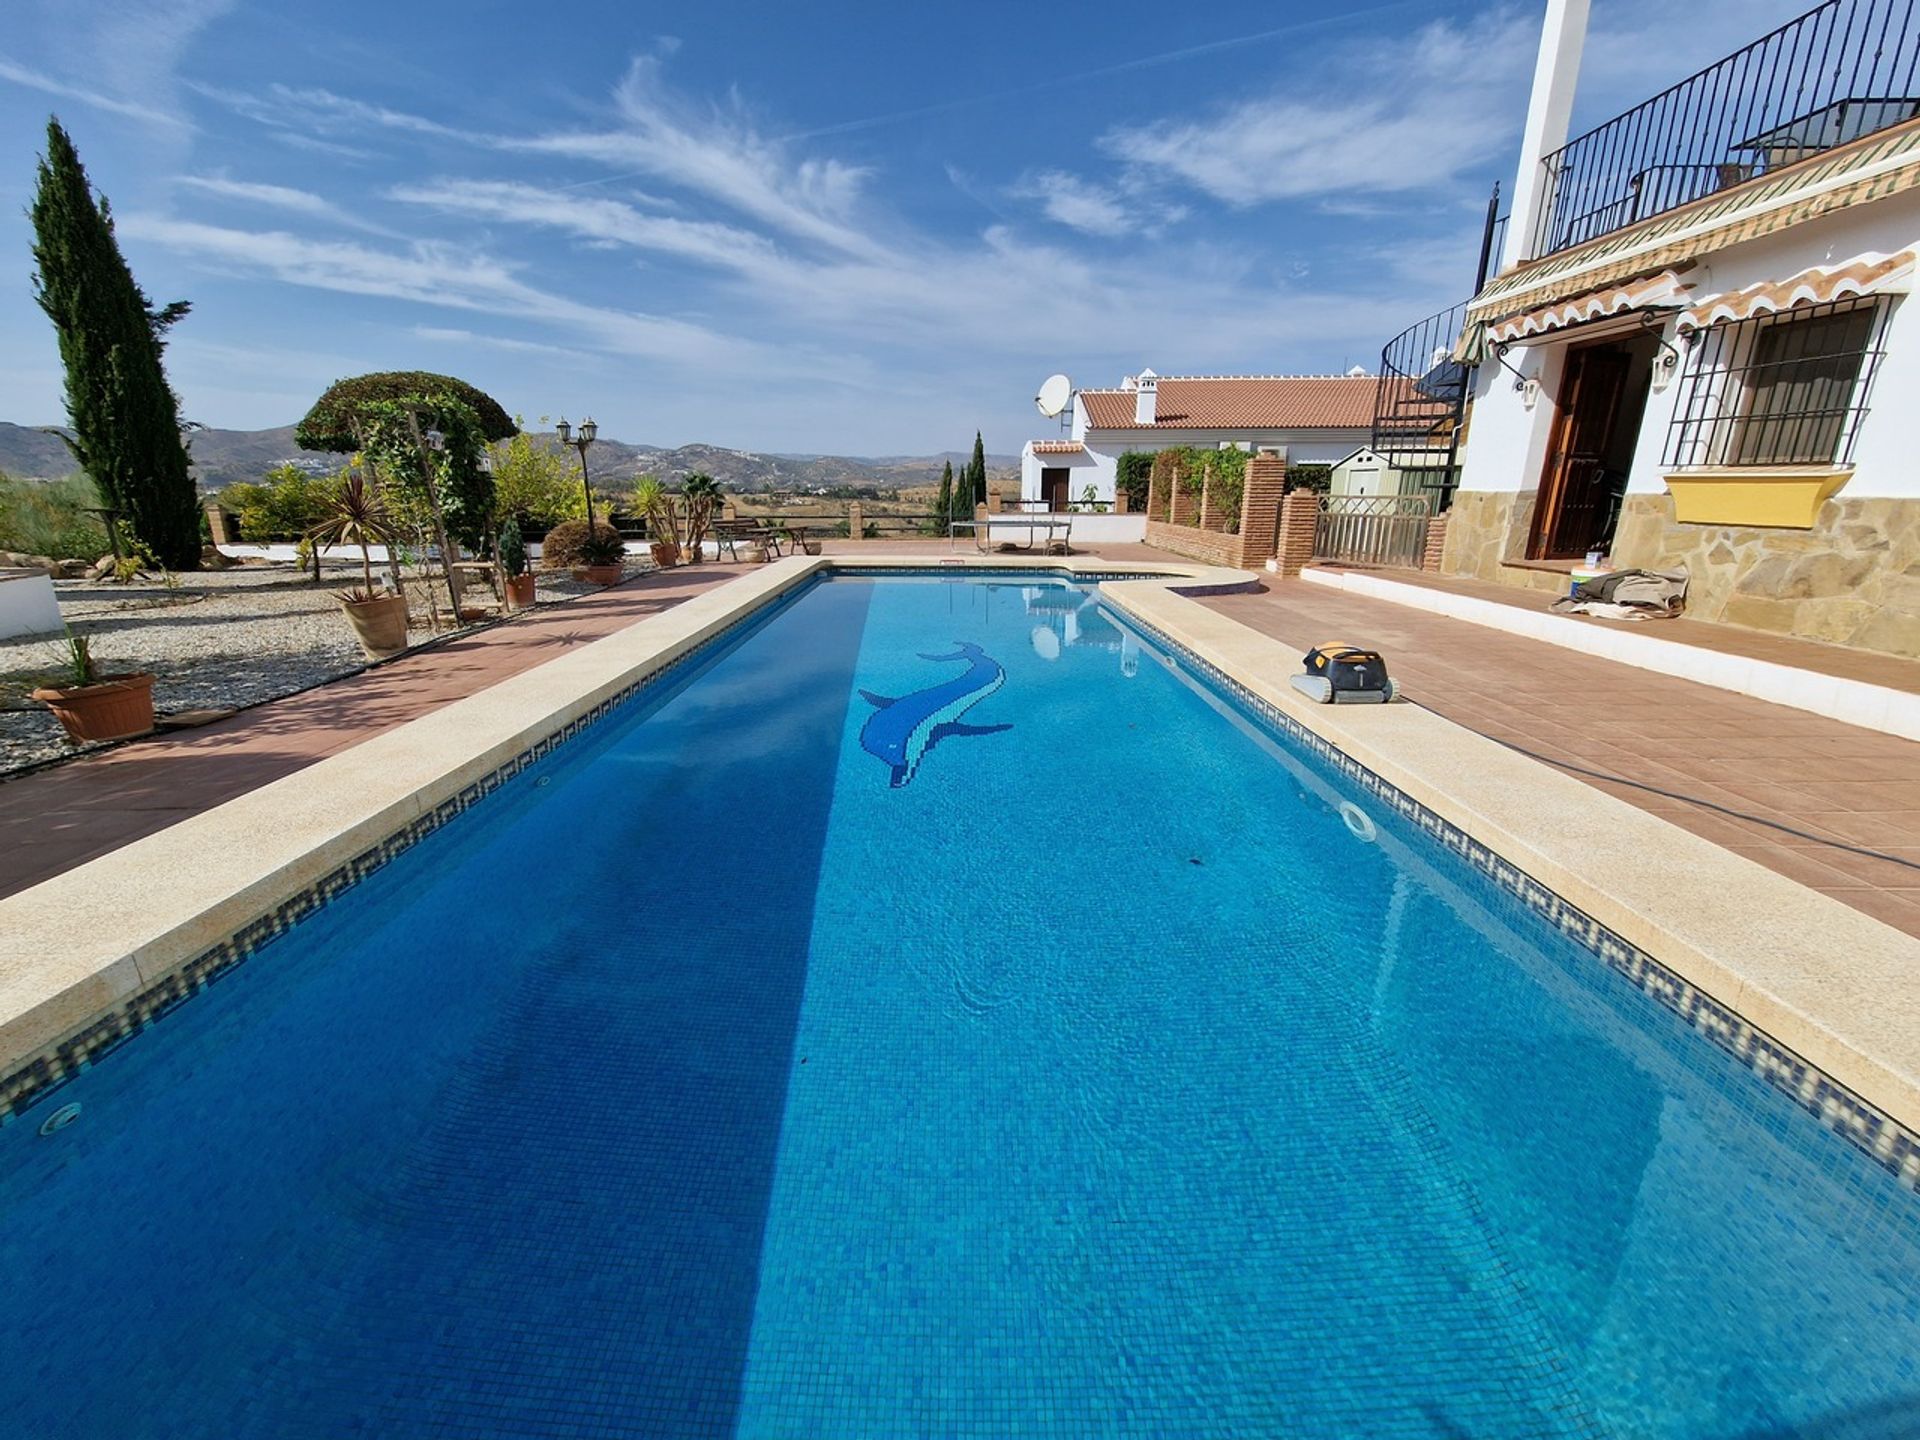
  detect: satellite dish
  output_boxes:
[1035,373,1073,418]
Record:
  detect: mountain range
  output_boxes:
[0,421,1017,493]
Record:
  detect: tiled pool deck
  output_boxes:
[1,541,1915,943]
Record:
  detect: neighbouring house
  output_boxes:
[1449,0,1920,659]
[1019,370,1378,509]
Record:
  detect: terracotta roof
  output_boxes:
[1029,440,1085,454]
[1079,376,1377,430]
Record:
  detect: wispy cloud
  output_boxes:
[1009,172,1134,238]
[1103,10,1533,203]
[389,178,780,273]
[505,55,880,259]
[0,58,185,130]
[174,174,395,234]
[115,215,787,373]
[3,0,237,135]
[1009,171,1189,239]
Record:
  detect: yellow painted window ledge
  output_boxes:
[1662,466,1853,528]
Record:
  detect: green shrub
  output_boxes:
[0,471,108,558]
[220,464,344,540]
[494,421,587,525]
[499,517,530,577]
[540,518,623,568]
[1115,451,1153,512]
[1286,464,1333,494]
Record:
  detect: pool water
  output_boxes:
[2,575,1916,1439]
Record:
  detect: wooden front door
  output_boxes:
[1530,346,1630,560]
[1041,468,1070,510]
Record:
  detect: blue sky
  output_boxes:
[0,0,1812,456]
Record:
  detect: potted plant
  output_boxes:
[499,517,537,610]
[575,528,626,585]
[633,477,679,567]
[32,629,155,744]
[308,472,410,659]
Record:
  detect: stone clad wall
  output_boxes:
[1442,491,1920,656]
[1612,495,1920,657]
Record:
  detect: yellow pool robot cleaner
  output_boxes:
[1289,643,1397,705]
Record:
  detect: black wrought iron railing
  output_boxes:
[1370,301,1474,509]
[1531,0,1920,258]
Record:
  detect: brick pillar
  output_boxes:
[847,500,864,543]
[1198,469,1215,531]
[1238,453,1287,564]
[1273,489,1320,577]
[204,504,234,546]
[1113,489,1129,515]
[986,490,1003,514]
[1169,473,1195,527]
[1421,511,1449,571]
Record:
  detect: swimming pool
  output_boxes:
[2,573,1916,1438]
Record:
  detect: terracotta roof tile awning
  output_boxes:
[1486,269,1694,344]
[1677,249,1916,329]
[1078,375,1378,430]
[1030,441,1085,455]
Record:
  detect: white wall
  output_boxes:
[1020,445,1109,503]
[1460,187,1920,501]
[1023,426,1369,503]
[0,570,63,640]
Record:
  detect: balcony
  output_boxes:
[1529,0,1920,260]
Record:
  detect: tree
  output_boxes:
[491,419,586,526]
[966,432,987,512]
[929,459,953,536]
[295,372,515,453]
[220,463,345,541]
[29,117,200,569]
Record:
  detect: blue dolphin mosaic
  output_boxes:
[858,642,1010,787]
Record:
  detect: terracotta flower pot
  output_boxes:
[650,542,679,567]
[32,673,155,744]
[578,562,624,586]
[339,591,410,659]
[506,572,538,610]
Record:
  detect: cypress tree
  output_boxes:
[933,459,953,534]
[30,117,200,569]
[968,431,987,509]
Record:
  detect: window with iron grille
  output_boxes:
[1663,297,1889,468]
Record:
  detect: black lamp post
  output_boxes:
[555,416,600,532]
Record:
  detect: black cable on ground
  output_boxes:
[1406,696,1920,876]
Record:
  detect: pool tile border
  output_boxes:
[1119,608,1920,1198]
[2,558,1916,1206]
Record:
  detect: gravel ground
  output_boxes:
[0,558,647,777]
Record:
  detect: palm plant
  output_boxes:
[306,471,396,601]
[632,476,671,537]
[681,473,722,564]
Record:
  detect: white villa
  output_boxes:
[1448,0,1920,658]
[1019,371,1377,508]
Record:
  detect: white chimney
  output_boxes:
[1134,368,1158,425]
[1505,0,1591,269]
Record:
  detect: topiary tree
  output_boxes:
[29,117,200,569]
[294,372,515,454]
